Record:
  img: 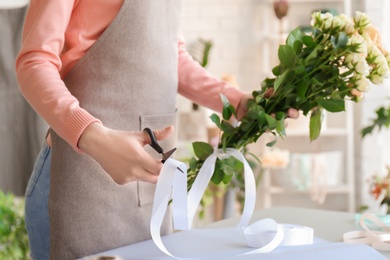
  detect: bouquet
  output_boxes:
[187,11,390,190]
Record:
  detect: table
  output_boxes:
[84,207,389,259]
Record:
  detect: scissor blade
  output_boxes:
[162,147,183,173]
[162,148,177,161]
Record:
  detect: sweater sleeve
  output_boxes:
[177,36,244,113]
[15,0,101,152]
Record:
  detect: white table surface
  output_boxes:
[83,207,390,259]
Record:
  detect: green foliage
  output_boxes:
[362,105,390,137]
[0,190,30,259]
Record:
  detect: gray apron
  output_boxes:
[49,0,181,258]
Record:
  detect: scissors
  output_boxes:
[143,127,184,173]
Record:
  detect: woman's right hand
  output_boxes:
[78,122,174,185]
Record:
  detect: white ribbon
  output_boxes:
[344,213,390,251]
[150,149,313,258]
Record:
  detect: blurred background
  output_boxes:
[1,0,390,257]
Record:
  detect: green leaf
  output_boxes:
[189,157,198,171]
[302,35,316,48]
[337,32,348,48]
[304,47,318,64]
[272,65,282,76]
[296,81,309,98]
[211,160,224,184]
[361,125,375,138]
[276,117,286,137]
[293,40,303,55]
[265,114,277,129]
[258,111,266,126]
[210,114,221,128]
[220,121,235,134]
[220,94,236,120]
[274,69,294,92]
[192,142,214,161]
[266,134,277,147]
[331,32,349,50]
[286,27,303,47]
[310,109,322,141]
[295,64,305,75]
[278,45,297,68]
[318,99,345,113]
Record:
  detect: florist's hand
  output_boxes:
[237,90,299,120]
[265,87,299,120]
[287,108,299,119]
[78,123,174,185]
[236,93,252,120]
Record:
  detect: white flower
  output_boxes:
[367,44,390,75]
[323,16,333,31]
[377,63,390,77]
[311,12,334,31]
[386,54,390,68]
[369,73,384,84]
[310,12,321,27]
[356,59,370,76]
[354,74,371,91]
[339,13,354,34]
[347,34,367,55]
[344,22,355,35]
[345,53,370,76]
[332,16,345,30]
[354,11,372,30]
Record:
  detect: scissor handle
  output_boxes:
[143,128,164,154]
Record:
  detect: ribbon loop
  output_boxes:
[344,213,390,251]
[151,150,313,258]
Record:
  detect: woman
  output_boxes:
[16,0,253,259]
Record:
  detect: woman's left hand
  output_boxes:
[236,92,299,120]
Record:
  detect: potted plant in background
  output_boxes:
[0,190,29,259]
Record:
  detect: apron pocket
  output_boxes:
[138,111,177,206]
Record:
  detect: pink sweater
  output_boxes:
[15,0,244,151]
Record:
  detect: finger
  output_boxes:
[139,171,159,184]
[154,125,174,141]
[139,151,162,175]
[141,125,174,146]
[264,88,274,98]
[287,108,299,119]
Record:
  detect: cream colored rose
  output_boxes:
[347,34,367,55]
[370,73,384,84]
[354,74,371,91]
[345,53,370,76]
[354,11,372,30]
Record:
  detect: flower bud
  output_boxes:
[356,59,370,76]
[386,54,390,68]
[348,34,367,55]
[332,16,345,30]
[344,22,355,35]
[369,73,384,84]
[354,74,371,91]
[345,53,370,76]
[351,88,363,98]
[354,11,372,30]
[377,64,390,77]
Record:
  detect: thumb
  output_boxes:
[142,125,175,146]
[154,125,175,141]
